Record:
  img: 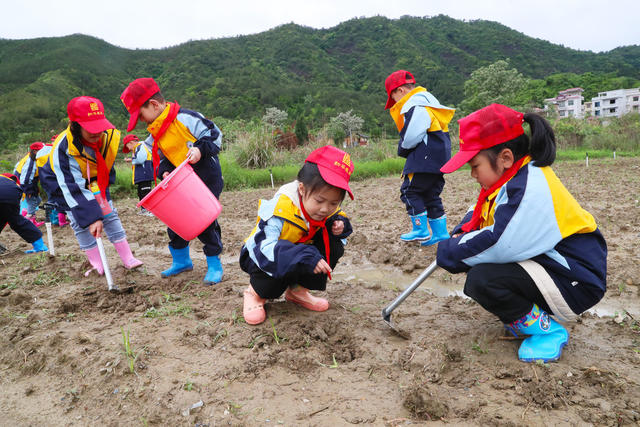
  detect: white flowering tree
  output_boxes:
[330,110,364,147]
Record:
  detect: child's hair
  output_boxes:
[484,113,556,170]
[69,121,83,142]
[142,92,166,108]
[297,162,346,201]
[399,83,415,91]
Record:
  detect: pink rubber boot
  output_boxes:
[285,285,329,312]
[57,213,70,227]
[21,209,28,217]
[84,246,104,276]
[113,239,143,269]
[28,215,44,227]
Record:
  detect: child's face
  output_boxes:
[298,182,343,221]
[469,149,514,190]
[390,86,408,104]
[80,127,103,144]
[138,100,164,125]
[125,141,137,152]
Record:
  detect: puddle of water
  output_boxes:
[334,266,465,298]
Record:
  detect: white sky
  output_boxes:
[1,0,639,52]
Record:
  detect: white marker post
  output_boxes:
[585,152,589,167]
[269,168,274,189]
[45,222,55,256]
[96,237,118,292]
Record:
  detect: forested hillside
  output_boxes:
[1,14,639,147]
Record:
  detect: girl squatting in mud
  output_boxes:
[436,103,607,363]
[239,146,354,325]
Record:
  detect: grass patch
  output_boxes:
[142,293,192,319]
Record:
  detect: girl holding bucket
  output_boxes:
[436,104,607,363]
[120,78,224,285]
[239,146,354,325]
[40,96,143,276]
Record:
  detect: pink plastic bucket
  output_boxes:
[137,160,221,240]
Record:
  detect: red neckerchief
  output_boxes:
[461,155,529,233]
[83,138,109,200]
[298,198,332,279]
[149,102,180,183]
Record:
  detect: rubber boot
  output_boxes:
[50,209,59,225]
[203,255,223,285]
[21,209,28,217]
[506,304,569,363]
[25,238,48,254]
[400,212,430,242]
[285,285,329,312]
[161,246,193,277]
[243,285,266,325]
[57,213,70,227]
[84,246,104,276]
[28,215,44,227]
[113,238,143,269]
[421,215,451,246]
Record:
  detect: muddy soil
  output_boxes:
[1,158,639,426]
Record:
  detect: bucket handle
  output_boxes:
[161,159,190,190]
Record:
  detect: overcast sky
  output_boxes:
[1,0,639,52]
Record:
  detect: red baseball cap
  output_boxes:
[441,104,525,174]
[67,96,115,134]
[1,173,19,184]
[29,142,45,151]
[305,145,354,199]
[121,78,160,132]
[384,70,416,110]
[122,134,140,153]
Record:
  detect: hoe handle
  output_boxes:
[382,260,438,319]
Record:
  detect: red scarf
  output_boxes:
[83,138,109,200]
[149,102,180,183]
[461,155,529,233]
[298,198,332,280]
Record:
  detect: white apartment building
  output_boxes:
[544,88,585,118]
[591,88,640,118]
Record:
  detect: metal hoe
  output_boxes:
[96,237,119,292]
[382,260,438,332]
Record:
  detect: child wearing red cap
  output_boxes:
[120,77,224,285]
[13,142,47,226]
[384,70,455,246]
[40,96,143,276]
[0,173,48,253]
[436,103,607,363]
[239,145,354,325]
[122,134,154,216]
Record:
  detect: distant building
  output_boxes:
[544,88,585,119]
[591,88,640,118]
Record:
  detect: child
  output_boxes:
[384,70,455,246]
[36,141,70,227]
[122,134,154,216]
[239,145,354,325]
[0,173,48,253]
[436,103,607,362]
[13,142,46,226]
[39,96,143,275]
[120,77,224,285]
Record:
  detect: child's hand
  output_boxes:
[187,147,201,164]
[331,219,344,235]
[89,220,103,238]
[313,259,332,276]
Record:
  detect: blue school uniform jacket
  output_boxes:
[0,174,24,204]
[146,103,223,198]
[130,141,154,184]
[240,181,352,279]
[40,127,120,228]
[436,158,607,321]
[389,87,455,175]
[14,155,40,196]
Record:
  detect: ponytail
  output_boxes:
[524,113,556,167]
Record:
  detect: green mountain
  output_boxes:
[1,14,638,147]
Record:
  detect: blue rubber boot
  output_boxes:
[421,215,450,246]
[161,246,193,277]
[400,212,430,242]
[25,238,48,254]
[506,304,569,363]
[203,255,223,285]
[50,208,59,225]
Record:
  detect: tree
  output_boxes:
[294,117,308,145]
[459,60,529,114]
[262,107,288,129]
[329,110,364,146]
